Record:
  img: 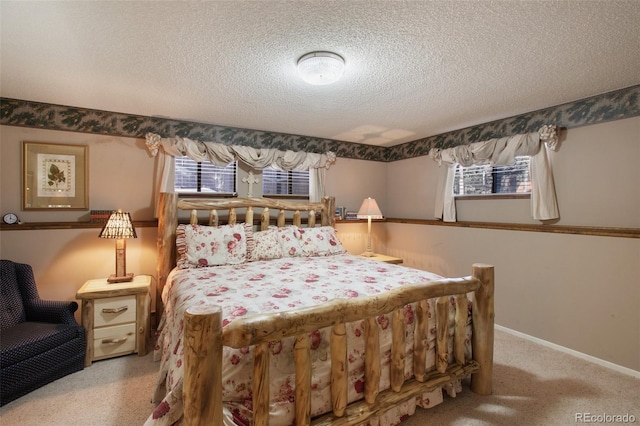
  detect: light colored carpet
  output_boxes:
[0,351,157,425]
[1,328,638,425]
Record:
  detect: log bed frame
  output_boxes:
[155,193,494,426]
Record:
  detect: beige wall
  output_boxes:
[1,117,638,372]
[325,157,388,215]
[383,117,640,372]
[386,118,640,226]
[325,157,389,255]
[0,127,157,222]
[0,126,159,313]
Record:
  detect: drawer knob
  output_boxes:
[102,306,128,314]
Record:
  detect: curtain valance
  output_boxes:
[145,133,336,201]
[145,133,336,171]
[428,125,560,222]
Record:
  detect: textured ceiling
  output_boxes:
[1,1,639,146]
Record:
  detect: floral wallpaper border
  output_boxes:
[1,84,638,163]
[387,84,640,161]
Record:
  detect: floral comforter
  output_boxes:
[145,254,471,426]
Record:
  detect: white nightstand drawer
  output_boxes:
[94,295,136,327]
[93,323,136,359]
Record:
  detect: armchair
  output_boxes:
[0,259,85,406]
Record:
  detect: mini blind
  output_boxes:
[453,156,531,195]
[174,157,236,193]
[262,168,309,196]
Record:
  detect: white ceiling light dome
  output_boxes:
[297,51,345,85]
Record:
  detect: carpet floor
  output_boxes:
[1,328,638,425]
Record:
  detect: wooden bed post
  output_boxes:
[470,263,494,395]
[330,324,348,416]
[184,305,223,426]
[157,192,178,318]
[454,294,469,365]
[321,196,335,227]
[435,296,449,374]
[413,300,429,382]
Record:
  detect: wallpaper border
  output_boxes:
[1,84,638,163]
[387,84,640,161]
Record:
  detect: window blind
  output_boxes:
[453,156,531,195]
[262,168,309,196]
[174,157,236,193]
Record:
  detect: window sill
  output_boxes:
[263,195,310,200]
[455,193,530,201]
[177,192,237,198]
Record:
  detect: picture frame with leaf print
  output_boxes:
[23,141,89,210]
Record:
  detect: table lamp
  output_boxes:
[357,197,383,257]
[99,209,137,283]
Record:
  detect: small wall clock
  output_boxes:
[3,213,19,224]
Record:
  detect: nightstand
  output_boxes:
[360,254,403,264]
[76,275,151,366]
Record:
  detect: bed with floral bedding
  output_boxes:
[146,196,494,426]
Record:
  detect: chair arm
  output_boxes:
[24,299,80,325]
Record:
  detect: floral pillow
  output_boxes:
[297,226,347,256]
[276,226,304,257]
[176,223,247,269]
[248,227,284,261]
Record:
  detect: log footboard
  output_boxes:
[183,264,494,426]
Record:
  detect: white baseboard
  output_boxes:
[495,324,640,379]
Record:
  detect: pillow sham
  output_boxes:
[297,226,347,256]
[276,226,304,257]
[248,227,284,261]
[176,223,247,269]
[243,222,256,260]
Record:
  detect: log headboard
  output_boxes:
[155,194,336,315]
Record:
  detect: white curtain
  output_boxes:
[145,133,336,202]
[429,125,560,222]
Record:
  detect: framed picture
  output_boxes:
[23,142,89,210]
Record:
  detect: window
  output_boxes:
[174,157,236,194]
[262,168,309,196]
[453,156,531,196]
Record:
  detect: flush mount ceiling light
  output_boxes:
[297,51,345,85]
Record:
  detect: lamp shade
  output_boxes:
[99,210,137,239]
[100,210,136,283]
[297,51,345,85]
[357,197,383,219]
